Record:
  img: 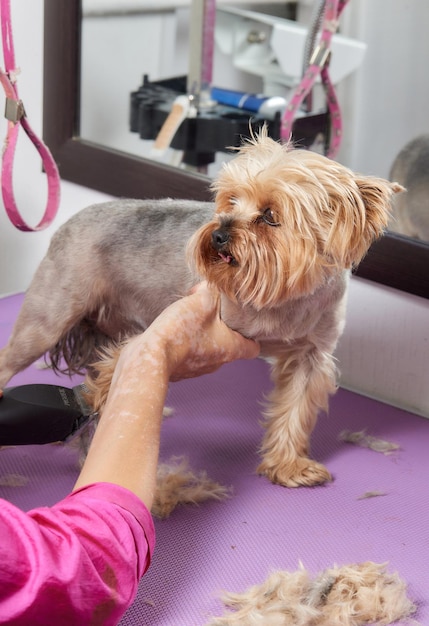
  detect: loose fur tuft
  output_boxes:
[152,456,231,519]
[207,562,417,626]
[339,430,400,455]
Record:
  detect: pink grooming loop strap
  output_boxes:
[0,0,60,231]
[280,0,349,159]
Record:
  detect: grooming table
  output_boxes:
[0,293,428,625]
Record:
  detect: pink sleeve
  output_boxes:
[0,483,155,626]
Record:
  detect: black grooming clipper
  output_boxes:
[0,383,97,445]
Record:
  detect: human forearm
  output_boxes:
[74,341,170,509]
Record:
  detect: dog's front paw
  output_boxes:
[257,457,332,488]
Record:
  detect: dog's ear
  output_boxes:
[327,176,404,268]
[356,176,404,239]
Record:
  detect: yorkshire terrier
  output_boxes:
[0,132,402,487]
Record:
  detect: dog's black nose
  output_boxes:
[211,228,229,250]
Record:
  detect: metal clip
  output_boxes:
[309,43,331,68]
[5,98,26,123]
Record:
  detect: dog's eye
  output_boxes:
[229,197,238,206]
[259,208,281,227]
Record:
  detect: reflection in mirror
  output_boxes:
[80,1,300,176]
[80,1,367,175]
[388,135,429,242]
[80,2,190,159]
[43,0,429,299]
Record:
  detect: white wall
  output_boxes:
[0,0,428,418]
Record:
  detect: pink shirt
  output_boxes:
[0,483,155,626]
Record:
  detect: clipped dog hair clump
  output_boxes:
[339,430,400,455]
[152,456,231,519]
[207,561,417,626]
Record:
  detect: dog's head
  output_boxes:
[188,132,403,309]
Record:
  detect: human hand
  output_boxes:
[115,282,260,383]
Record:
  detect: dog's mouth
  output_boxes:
[217,250,238,266]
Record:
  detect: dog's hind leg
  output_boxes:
[0,256,94,390]
[257,344,336,487]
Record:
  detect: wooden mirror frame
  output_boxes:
[43,0,429,299]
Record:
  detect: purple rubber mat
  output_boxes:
[0,293,428,625]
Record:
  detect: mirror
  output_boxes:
[43,0,429,299]
[78,1,296,175]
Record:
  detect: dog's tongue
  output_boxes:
[219,252,233,264]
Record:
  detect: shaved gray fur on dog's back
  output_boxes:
[42,198,215,373]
